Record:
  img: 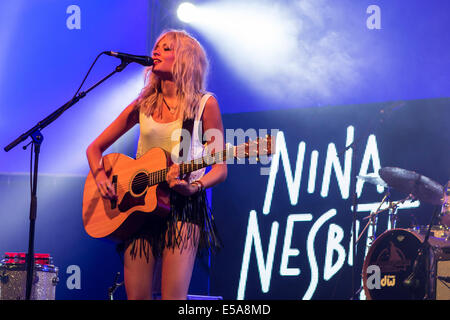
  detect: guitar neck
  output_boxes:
[180,148,230,175]
[149,147,231,186]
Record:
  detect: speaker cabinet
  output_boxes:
[436,260,450,300]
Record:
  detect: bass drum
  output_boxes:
[362,228,449,300]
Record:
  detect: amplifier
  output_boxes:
[436,259,450,300]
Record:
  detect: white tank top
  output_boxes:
[136,93,212,182]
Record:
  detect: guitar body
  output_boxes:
[82,148,171,242]
[82,135,274,242]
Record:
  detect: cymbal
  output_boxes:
[357,174,388,187]
[378,167,443,206]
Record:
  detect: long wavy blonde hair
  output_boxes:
[136,30,209,120]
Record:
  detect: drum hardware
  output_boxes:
[345,102,405,300]
[357,168,447,300]
[107,271,124,300]
[357,174,388,188]
[361,173,449,299]
[437,276,450,284]
[356,191,390,246]
[356,173,414,247]
[0,252,58,300]
[410,225,449,241]
[357,192,413,246]
[403,210,437,288]
[362,226,450,300]
[379,167,443,206]
[52,276,60,286]
[403,206,442,295]
[355,174,390,247]
[0,271,9,284]
[440,181,450,228]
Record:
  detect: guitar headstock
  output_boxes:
[233,135,276,162]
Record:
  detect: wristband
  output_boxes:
[196,180,205,192]
[191,181,201,193]
[191,180,205,193]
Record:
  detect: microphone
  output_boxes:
[104,51,153,66]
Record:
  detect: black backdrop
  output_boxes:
[210,97,449,299]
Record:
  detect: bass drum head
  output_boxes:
[362,229,428,300]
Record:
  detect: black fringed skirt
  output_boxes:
[117,190,222,261]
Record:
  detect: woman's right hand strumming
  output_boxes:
[94,168,117,200]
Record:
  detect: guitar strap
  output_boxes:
[179,118,194,161]
[178,93,211,160]
[178,94,211,181]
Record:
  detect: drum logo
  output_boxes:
[365,239,411,290]
[380,275,396,287]
[365,267,397,290]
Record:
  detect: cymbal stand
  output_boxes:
[387,202,399,230]
[344,101,404,300]
[356,193,414,242]
[356,191,390,246]
[358,193,413,245]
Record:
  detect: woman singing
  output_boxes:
[86,29,226,300]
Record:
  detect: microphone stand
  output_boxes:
[4,59,130,300]
[339,102,403,300]
[335,124,369,300]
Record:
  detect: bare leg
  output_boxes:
[123,238,156,300]
[160,222,199,300]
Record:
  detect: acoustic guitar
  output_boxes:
[82,136,274,242]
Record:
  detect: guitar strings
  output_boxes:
[125,138,270,189]
[130,142,260,187]
[129,149,229,188]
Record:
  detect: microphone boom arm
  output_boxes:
[3,55,130,300]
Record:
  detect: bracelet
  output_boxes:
[197,180,205,192]
[191,181,200,193]
[191,180,205,193]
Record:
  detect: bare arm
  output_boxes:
[197,95,228,188]
[86,100,139,198]
[167,95,227,195]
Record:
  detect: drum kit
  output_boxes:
[0,252,58,300]
[357,167,450,300]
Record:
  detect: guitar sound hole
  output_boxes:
[131,172,149,195]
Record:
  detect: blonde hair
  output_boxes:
[136,29,209,120]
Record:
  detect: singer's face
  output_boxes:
[152,36,175,79]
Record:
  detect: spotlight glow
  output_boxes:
[177,2,198,23]
[183,0,363,105]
